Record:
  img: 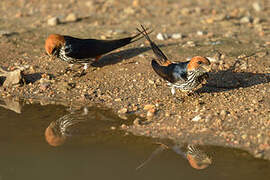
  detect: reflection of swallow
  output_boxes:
[137,25,211,95]
[45,108,88,147]
[186,145,212,170]
[45,29,149,76]
[136,143,211,170]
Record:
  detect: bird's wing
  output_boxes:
[137,25,171,65]
[151,60,187,83]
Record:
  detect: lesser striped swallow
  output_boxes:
[137,25,211,95]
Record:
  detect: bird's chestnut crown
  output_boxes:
[45,34,65,56]
[187,56,211,72]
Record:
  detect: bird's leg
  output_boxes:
[74,63,88,77]
[167,82,176,95]
[171,86,176,95]
[65,64,74,73]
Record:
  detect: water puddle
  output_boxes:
[0,98,270,180]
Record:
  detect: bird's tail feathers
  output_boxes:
[137,25,171,66]
[130,27,153,43]
[151,59,174,83]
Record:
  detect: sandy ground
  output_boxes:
[0,0,270,159]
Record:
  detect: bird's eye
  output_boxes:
[197,61,202,65]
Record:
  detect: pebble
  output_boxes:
[184,41,196,47]
[147,109,155,118]
[156,33,168,41]
[220,110,228,116]
[192,115,201,122]
[252,2,262,12]
[197,30,207,36]
[47,17,60,26]
[143,104,155,110]
[240,16,252,24]
[120,124,127,129]
[133,118,141,126]
[0,30,14,37]
[171,33,182,39]
[118,108,128,114]
[110,126,116,130]
[65,13,78,22]
[124,7,135,14]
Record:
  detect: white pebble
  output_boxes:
[171,33,182,39]
[252,2,262,12]
[192,115,201,122]
[47,17,59,26]
[156,33,168,40]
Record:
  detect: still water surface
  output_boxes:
[0,100,270,180]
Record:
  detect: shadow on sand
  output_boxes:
[91,43,178,67]
[199,70,270,93]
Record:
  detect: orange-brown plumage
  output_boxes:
[187,56,211,71]
[186,145,212,170]
[45,34,65,56]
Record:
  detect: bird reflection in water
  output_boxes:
[137,142,212,170]
[45,107,88,147]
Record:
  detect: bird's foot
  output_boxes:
[171,87,176,95]
[187,91,200,97]
[64,67,73,74]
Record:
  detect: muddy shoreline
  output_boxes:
[0,0,270,159]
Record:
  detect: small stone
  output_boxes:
[65,13,78,22]
[241,134,247,140]
[47,17,60,26]
[156,33,168,41]
[0,30,14,37]
[192,115,201,122]
[144,104,155,110]
[252,2,262,12]
[146,108,155,118]
[110,126,116,130]
[124,7,135,14]
[253,17,261,24]
[240,16,252,24]
[133,118,141,126]
[185,41,196,47]
[39,82,51,91]
[114,98,121,102]
[148,79,154,84]
[197,30,207,36]
[171,33,182,39]
[220,110,228,116]
[118,108,128,114]
[120,124,127,129]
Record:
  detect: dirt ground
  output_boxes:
[0,0,270,159]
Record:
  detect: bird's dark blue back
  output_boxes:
[151,60,188,83]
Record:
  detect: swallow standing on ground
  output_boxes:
[45,29,149,76]
[137,25,211,95]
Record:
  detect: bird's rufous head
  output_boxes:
[187,56,211,72]
[45,122,66,147]
[45,34,65,56]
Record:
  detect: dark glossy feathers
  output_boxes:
[151,60,188,83]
